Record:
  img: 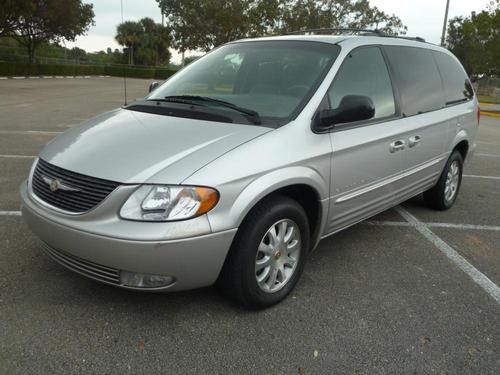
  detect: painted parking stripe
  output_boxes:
[463,174,500,180]
[426,222,500,231]
[366,220,500,231]
[0,211,22,216]
[395,206,500,304]
[0,154,36,159]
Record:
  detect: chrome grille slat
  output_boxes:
[33,170,108,199]
[41,243,121,285]
[31,159,120,213]
[34,164,116,193]
[35,161,117,192]
[32,178,100,206]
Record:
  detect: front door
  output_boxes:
[324,46,407,234]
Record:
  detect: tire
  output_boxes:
[217,195,310,309]
[424,150,463,210]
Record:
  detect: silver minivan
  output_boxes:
[21,32,479,308]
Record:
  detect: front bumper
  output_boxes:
[20,181,237,291]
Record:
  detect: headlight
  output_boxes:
[120,185,219,222]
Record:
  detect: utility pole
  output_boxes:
[441,0,451,46]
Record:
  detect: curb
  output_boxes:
[0,75,111,80]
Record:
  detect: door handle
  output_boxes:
[408,135,422,148]
[390,140,406,153]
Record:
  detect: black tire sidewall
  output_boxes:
[438,151,464,209]
[231,196,310,308]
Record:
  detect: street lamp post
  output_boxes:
[441,0,451,46]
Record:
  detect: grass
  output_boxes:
[478,95,500,104]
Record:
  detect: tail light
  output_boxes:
[477,105,480,126]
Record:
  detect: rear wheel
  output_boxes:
[424,150,463,210]
[218,196,310,309]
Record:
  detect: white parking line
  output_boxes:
[0,130,62,135]
[464,174,500,180]
[0,154,35,159]
[0,211,22,216]
[366,220,500,231]
[395,206,500,304]
[426,222,500,231]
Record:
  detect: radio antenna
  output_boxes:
[120,0,128,105]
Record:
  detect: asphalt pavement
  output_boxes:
[0,77,499,374]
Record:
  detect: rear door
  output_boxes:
[431,50,477,152]
[383,46,449,201]
[325,46,407,234]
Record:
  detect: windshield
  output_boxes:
[147,41,340,126]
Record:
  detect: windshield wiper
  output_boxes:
[157,95,261,125]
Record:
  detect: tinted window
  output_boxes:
[385,46,444,116]
[328,47,395,119]
[433,51,474,105]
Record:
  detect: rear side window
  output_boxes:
[384,46,444,117]
[432,51,474,105]
[328,47,395,119]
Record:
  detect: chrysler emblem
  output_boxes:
[49,179,61,192]
[41,175,81,193]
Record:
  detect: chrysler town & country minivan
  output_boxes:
[21,32,479,308]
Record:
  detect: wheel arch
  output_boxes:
[450,130,469,161]
[453,139,469,161]
[228,167,329,249]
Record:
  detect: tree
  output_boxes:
[116,21,143,65]
[2,0,94,63]
[156,0,406,55]
[0,0,32,35]
[68,47,87,63]
[447,0,499,76]
[115,18,171,66]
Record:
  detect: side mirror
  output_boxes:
[315,95,375,130]
[148,81,160,93]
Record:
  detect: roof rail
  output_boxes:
[387,35,427,43]
[284,28,383,36]
[284,28,427,43]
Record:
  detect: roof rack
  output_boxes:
[285,28,383,36]
[284,28,426,43]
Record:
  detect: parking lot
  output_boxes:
[0,77,499,374]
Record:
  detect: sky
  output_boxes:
[66,0,491,63]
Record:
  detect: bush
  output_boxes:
[154,68,177,80]
[0,61,177,78]
[105,65,155,79]
[0,62,106,76]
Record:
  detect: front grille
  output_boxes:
[31,158,120,213]
[41,242,121,285]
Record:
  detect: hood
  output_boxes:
[40,108,271,184]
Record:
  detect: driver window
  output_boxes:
[328,47,396,119]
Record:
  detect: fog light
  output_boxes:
[120,271,175,288]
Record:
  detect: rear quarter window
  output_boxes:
[384,46,445,117]
[432,51,474,105]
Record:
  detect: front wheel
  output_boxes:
[218,196,310,309]
[424,150,463,210]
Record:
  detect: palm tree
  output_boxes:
[115,21,142,65]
